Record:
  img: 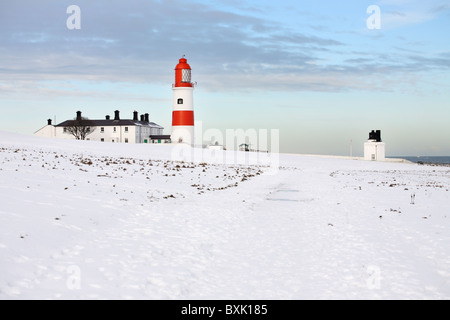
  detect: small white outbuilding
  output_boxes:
[364,130,386,161]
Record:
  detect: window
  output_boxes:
[125,138,128,143]
[125,127,128,133]
[177,98,183,104]
[113,127,116,133]
[63,128,67,133]
[101,127,104,133]
[181,69,191,83]
[101,138,104,142]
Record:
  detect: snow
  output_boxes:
[0,130,449,299]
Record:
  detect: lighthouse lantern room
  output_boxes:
[171,56,195,145]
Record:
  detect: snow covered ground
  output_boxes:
[0,131,449,299]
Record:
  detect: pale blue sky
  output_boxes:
[0,0,449,155]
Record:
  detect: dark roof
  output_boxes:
[56,119,163,129]
[149,135,171,140]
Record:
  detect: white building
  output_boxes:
[34,110,166,144]
[364,130,386,161]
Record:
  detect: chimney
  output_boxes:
[140,115,145,122]
[133,111,138,121]
[47,119,52,126]
[114,110,120,121]
[369,130,382,142]
[76,111,82,121]
[106,115,110,120]
[144,113,149,122]
[376,130,382,142]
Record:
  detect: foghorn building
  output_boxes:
[364,130,386,161]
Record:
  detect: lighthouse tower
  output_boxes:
[171,56,194,145]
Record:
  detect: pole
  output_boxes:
[350,139,353,157]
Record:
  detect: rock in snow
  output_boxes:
[0,131,449,299]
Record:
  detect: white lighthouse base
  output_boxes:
[364,140,386,161]
[171,126,194,145]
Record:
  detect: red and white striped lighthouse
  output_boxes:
[171,56,194,145]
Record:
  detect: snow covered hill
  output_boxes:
[0,131,449,299]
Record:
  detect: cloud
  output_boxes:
[0,1,341,83]
[378,0,450,29]
[0,0,448,96]
[382,10,434,29]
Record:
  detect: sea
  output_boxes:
[391,156,450,165]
